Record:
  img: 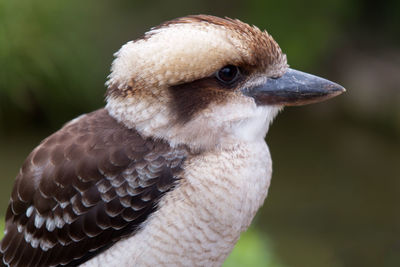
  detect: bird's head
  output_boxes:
[105,15,344,151]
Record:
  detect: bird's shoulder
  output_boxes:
[0,108,189,267]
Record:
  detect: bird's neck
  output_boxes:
[106,95,279,152]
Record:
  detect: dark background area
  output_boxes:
[0,1,399,266]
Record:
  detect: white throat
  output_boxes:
[230,105,281,143]
[106,96,281,151]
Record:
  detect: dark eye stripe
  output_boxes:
[169,77,232,124]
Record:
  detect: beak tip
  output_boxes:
[326,82,346,95]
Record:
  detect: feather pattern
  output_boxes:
[0,109,188,267]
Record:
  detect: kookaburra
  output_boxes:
[0,15,344,266]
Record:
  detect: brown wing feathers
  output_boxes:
[0,109,188,266]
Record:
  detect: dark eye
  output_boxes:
[216,65,240,84]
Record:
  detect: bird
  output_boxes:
[0,15,345,267]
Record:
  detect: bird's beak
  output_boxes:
[242,68,345,106]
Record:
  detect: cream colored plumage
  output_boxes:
[83,141,271,266]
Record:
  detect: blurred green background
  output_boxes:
[0,0,399,266]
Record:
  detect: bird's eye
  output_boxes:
[216,65,240,84]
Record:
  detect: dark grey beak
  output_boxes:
[242,68,345,106]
